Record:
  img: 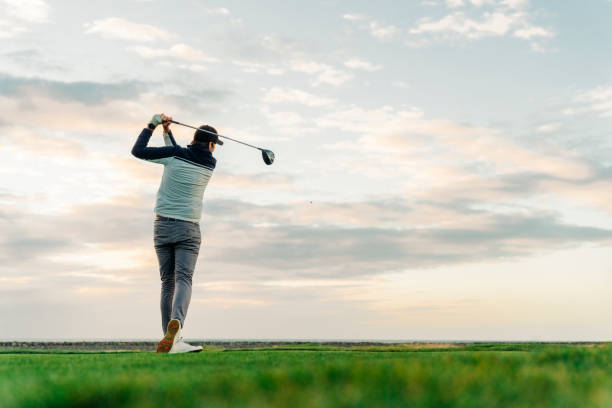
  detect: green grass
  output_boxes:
[2,343,610,407]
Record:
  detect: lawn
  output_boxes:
[2,343,610,407]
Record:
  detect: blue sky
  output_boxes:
[0,0,611,340]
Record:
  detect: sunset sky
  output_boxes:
[1,0,611,341]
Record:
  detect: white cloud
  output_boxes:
[409,0,554,46]
[446,0,465,8]
[316,105,592,182]
[0,19,26,38]
[571,85,612,117]
[261,107,305,128]
[3,0,49,23]
[343,13,400,41]
[342,13,367,21]
[468,0,496,6]
[232,60,284,75]
[410,11,519,39]
[536,122,561,133]
[130,43,218,62]
[344,58,383,71]
[392,80,411,89]
[262,87,335,107]
[500,0,529,9]
[290,60,353,86]
[84,17,170,42]
[0,0,48,38]
[514,25,554,39]
[369,20,400,40]
[202,7,230,15]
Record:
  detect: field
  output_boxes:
[2,343,610,408]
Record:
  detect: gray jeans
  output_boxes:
[154,217,201,334]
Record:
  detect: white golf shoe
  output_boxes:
[169,337,203,354]
[157,318,202,354]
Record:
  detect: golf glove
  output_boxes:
[149,114,164,128]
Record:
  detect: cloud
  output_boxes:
[344,58,383,71]
[343,13,401,41]
[407,0,554,47]
[0,0,49,38]
[369,20,401,40]
[212,172,294,190]
[514,25,554,39]
[3,193,612,285]
[467,0,496,6]
[0,125,88,158]
[500,0,528,9]
[536,122,561,133]
[202,7,230,15]
[130,43,219,62]
[569,85,612,117]
[316,104,597,207]
[187,201,612,277]
[344,3,547,46]
[232,60,284,75]
[410,11,521,39]
[392,80,411,89]
[446,0,465,7]
[0,74,229,136]
[290,60,353,86]
[0,73,148,105]
[262,87,335,107]
[0,19,27,38]
[342,13,367,21]
[3,0,49,23]
[260,107,305,128]
[83,17,170,42]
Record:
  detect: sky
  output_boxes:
[0,0,611,341]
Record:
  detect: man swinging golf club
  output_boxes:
[131,113,222,353]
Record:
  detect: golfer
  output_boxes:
[131,113,222,353]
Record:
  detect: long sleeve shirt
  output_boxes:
[131,128,216,223]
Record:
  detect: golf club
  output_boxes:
[169,120,275,165]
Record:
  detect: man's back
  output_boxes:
[131,127,216,222]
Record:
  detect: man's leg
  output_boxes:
[171,221,201,328]
[154,220,176,334]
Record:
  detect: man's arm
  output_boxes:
[161,114,178,147]
[163,130,178,147]
[131,116,178,164]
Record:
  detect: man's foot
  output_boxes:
[169,337,203,354]
[157,319,181,353]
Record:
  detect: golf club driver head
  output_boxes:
[262,149,275,165]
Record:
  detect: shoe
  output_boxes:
[169,337,203,354]
[157,319,181,354]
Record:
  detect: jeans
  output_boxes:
[154,217,201,334]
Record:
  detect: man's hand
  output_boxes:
[161,113,173,133]
[148,113,172,130]
[149,114,163,128]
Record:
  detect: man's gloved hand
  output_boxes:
[148,114,164,129]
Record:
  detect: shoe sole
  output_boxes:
[156,319,180,354]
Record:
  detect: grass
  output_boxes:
[2,343,610,407]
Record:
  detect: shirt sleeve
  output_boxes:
[131,128,178,165]
[163,130,178,147]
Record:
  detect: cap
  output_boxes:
[194,125,224,145]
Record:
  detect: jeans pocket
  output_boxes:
[154,220,170,245]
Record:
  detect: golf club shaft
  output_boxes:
[169,120,263,151]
